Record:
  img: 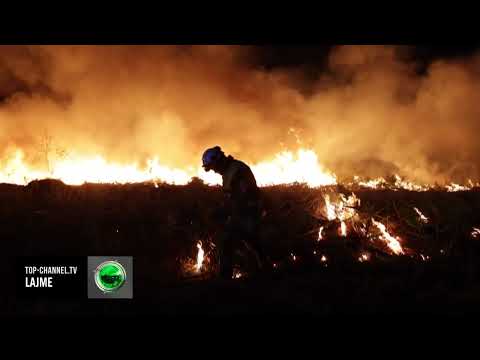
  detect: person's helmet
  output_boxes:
[202,146,225,171]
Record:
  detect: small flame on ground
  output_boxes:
[324,194,336,221]
[371,218,404,255]
[360,223,368,235]
[394,175,429,192]
[322,192,359,238]
[233,269,243,279]
[358,177,387,189]
[413,207,429,223]
[340,221,347,237]
[358,253,370,262]
[446,183,470,192]
[356,174,476,192]
[195,241,204,272]
[318,226,324,241]
[320,255,327,262]
[472,227,480,239]
[358,175,430,191]
[420,254,430,261]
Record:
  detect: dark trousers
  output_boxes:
[218,214,265,279]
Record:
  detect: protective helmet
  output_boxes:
[202,146,224,170]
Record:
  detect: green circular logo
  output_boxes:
[94,260,126,293]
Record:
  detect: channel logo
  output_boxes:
[88,257,133,299]
[94,260,127,292]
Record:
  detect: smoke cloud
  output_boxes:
[0,45,479,184]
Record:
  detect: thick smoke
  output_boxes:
[0,45,479,183]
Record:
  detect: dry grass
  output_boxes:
[3,179,480,316]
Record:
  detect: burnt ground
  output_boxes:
[3,179,480,317]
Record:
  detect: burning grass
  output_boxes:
[3,179,480,315]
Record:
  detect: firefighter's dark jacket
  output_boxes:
[221,155,260,218]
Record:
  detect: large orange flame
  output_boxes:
[0,147,477,191]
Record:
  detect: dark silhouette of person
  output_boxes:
[202,146,266,279]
